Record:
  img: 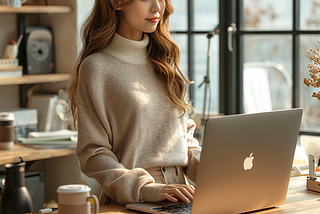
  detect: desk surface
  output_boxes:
[0,144,75,165]
[2,144,316,213]
[1,145,318,213]
[51,175,320,214]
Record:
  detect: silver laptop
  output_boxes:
[126,108,303,214]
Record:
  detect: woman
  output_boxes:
[68,0,201,205]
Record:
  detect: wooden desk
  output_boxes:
[0,144,75,165]
[52,176,320,214]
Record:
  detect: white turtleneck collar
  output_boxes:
[103,33,149,65]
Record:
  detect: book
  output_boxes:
[18,129,77,149]
[0,66,23,78]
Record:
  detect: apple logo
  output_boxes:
[243,152,254,170]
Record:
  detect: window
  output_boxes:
[239,0,320,135]
[170,0,320,136]
[170,0,220,123]
[241,0,293,114]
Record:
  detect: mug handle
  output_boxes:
[21,0,27,4]
[88,195,99,214]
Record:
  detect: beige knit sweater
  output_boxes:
[76,33,201,205]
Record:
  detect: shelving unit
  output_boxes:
[0,4,73,107]
[0,4,73,86]
[0,1,99,203]
[0,5,72,13]
[0,73,71,85]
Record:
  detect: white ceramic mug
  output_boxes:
[5,0,27,7]
[57,184,99,214]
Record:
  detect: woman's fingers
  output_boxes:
[158,193,179,203]
[176,185,194,201]
[157,184,195,204]
[167,187,190,204]
[184,185,195,196]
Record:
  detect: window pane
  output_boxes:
[171,34,188,76]
[170,0,188,31]
[192,34,219,115]
[193,0,219,31]
[242,0,292,30]
[300,35,320,132]
[300,0,320,30]
[242,35,292,113]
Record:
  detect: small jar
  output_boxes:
[0,112,15,150]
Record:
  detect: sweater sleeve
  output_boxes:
[76,59,165,204]
[184,119,202,183]
[77,103,164,204]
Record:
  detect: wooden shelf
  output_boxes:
[0,144,75,165]
[0,73,71,86]
[0,5,72,14]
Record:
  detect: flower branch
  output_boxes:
[303,40,320,100]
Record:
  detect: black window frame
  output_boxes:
[171,0,320,136]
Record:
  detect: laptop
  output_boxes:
[126,108,303,214]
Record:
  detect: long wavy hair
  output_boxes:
[68,0,193,128]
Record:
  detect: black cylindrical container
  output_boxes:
[0,159,33,214]
[0,112,15,150]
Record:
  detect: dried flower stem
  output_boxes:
[303,39,320,100]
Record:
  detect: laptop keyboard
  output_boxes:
[150,202,192,213]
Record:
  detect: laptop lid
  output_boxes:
[126,108,302,214]
[192,108,302,214]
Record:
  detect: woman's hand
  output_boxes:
[157,184,195,204]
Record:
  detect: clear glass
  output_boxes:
[299,35,320,132]
[300,0,320,30]
[170,0,188,31]
[242,0,292,30]
[192,34,219,115]
[171,34,188,76]
[242,35,292,113]
[192,0,219,31]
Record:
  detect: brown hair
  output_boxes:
[68,0,193,128]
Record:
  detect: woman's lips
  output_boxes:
[146,18,159,23]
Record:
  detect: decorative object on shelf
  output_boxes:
[0,157,34,213]
[303,39,320,100]
[24,26,55,74]
[1,35,23,78]
[53,89,72,131]
[3,40,18,59]
[3,34,23,59]
[4,0,27,7]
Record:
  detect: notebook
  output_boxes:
[126,108,303,214]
